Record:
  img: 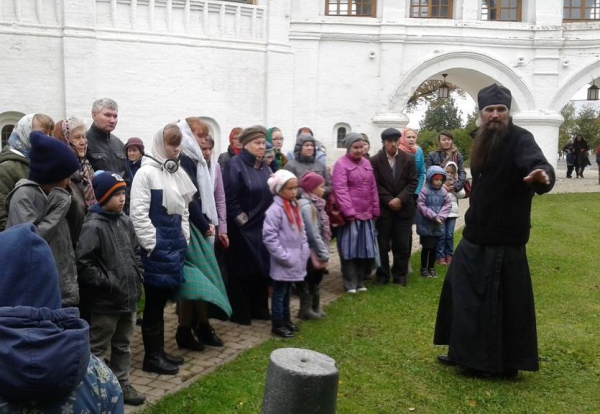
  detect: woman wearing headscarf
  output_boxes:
[0,113,53,231]
[217,127,243,172]
[573,134,590,178]
[175,117,231,351]
[223,125,273,325]
[130,123,197,375]
[332,132,380,293]
[266,127,288,171]
[400,128,426,197]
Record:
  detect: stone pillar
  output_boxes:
[512,111,563,169]
[262,348,338,414]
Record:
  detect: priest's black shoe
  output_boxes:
[437,354,458,366]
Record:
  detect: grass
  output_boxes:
[141,193,600,414]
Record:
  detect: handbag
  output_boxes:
[310,250,328,270]
[325,193,345,228]
[463,179,472,198]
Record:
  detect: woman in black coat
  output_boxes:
[573,135,590,178]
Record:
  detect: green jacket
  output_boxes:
[0,146,29,231]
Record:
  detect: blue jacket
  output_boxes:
[416,166,452,237]
[0,223,123,412]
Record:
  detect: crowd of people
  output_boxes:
[0,83,558,411]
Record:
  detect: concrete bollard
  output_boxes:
[262,348,338,414]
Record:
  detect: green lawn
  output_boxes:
[141,193,600,414]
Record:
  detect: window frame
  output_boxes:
[481,0,522,22]
[409,0,454,19]
[325,0,377,17]
[563,0,600,22]
[336,127,347,149]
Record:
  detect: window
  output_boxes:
[326,0,376,17]
[336,127,347,149]
[1,125,14,148]
[410,0,453,18]
[481,0,522,21]
[564,0,600,21]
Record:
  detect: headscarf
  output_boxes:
[399,128,417,154]
[142,125,196,216]
[178,119,218,225]
[55,119,97,208]
[267,127,288,167]
[7,114,36,157]
[228,127,243,155]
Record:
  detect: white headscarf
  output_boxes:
[143,125,196,216]
[8,114,36,157]
[178,119,218,226]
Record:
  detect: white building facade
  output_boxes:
[1,0,600,166]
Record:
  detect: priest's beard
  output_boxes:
[470,120,509,171]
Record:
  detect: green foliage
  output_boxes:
[559,102,577,150]
[141,193,600,414]
[560,102,600,152]
[419,96,464,132]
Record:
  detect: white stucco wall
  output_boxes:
[1,0,600,166]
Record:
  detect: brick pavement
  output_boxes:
[126,168,588,412]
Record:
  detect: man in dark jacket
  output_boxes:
[434,83,555,378]
[86,98,131,211]
[370,128,418,286]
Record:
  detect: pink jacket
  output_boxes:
[332,154,380,221]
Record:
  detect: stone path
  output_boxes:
[126,167,595,412]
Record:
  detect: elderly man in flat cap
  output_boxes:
[433,83,555,379]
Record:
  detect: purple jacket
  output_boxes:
[263,196,309,282]
[332,154,380,220]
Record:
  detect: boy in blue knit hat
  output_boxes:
[76,171,146,406]
[5,131,81,307]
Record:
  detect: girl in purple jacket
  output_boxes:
[263,169,310,338]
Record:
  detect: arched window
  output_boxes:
[336,127,347,149]
[326,0,376,17]
[564,0,600,21]
[1,125,14,148]
[481,0,522,21]
[410,0,454,18]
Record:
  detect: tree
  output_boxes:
[405,80,466,113]
[419,96,464,132]
[559,102,577,150]
[574,104,600,149]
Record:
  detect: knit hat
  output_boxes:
[477,83,512,110]
[299,171,325,193]
[344,132,365,150]
[267,169,297,195]
[125,137,145,153]
[92,171,127,205]
[28,131,80,185]
[431,174,445,181]
[381,128,401,141]
[238,125,267,147]
[265,142,275,158]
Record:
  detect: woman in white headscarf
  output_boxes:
[174,117,231,352]
[130,123,196,376]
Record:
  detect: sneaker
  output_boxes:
[346,289,357,294]
[121,383,146,406]
[357,287,368,292]
[428,268,438,278]
[445,255,453,265]
[436,258,447,265]
[420,268,430,278]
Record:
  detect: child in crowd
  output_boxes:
[5,131,81,307]
[436,161,465,265]
[416,166,451,278]
[297,171,331,320]
[76,171,145,406]
[263,170,310,338]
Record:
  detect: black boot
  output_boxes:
[176,326,205,351]
[283,309,300,332]
[159,325,184,365]
[310,285,327,317]
[142,325,179,375]
[296,285,320,320]
[271,318,294,338]
[194,323,224,347]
